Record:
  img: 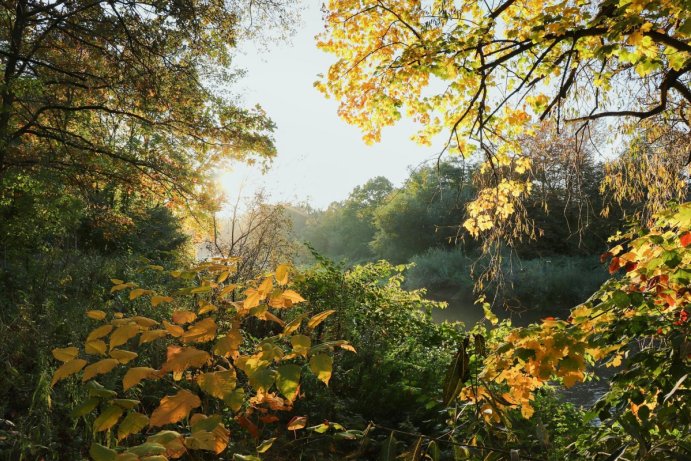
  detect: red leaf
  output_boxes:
[608,257,621,274]
[680,232,691,248]
[600,252,612,264]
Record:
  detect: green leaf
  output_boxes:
[276,364,301,401]
[118,412,149,440]
[89,443,116,461]
[93,405,124,432]
[379,432,397,461]
[309,353,333,385]
[257,437,276,453]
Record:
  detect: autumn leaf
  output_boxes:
[110,323,140,350]
[51,358,87,386]
[309,353,333,385]
[307,310,335,330]
[86,310,107,321]
[276,364,301,401]
[151,295,174,307]
[52,346,79,362]
[197,370,237,399]
[117,412,149,440]
[86,325,113,343]
[172,310,197,325]
[287,415,307,431]
[110,349,138,364]
[181,318,217,343]
[149,389,201,427]
[82,358,119,382]
[123,367,159,391]
[161,346,210,374]
[93,405,124,432]
[275,264,290,286]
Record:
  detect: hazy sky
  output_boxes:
[217,2,439,211]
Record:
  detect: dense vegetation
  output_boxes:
[0,0,688,460]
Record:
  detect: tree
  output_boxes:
[317,0,689,239]
[371,160,476,262]
[301,176,394,263]
[0,0,293,205]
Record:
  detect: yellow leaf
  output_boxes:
[287,415,307,431]
[149,389,201,427]
[51,358,87,386]
[258,277,273,297]
[197,301,217,315]
[172,310,197,325]
[275,264,290,286]
[290,335,311,357]
[163,320,184,337]
[94,405,124,432]
[82,358,119,382]
[307,310,336,330]
[110,324,140,350]
[243,289,261,309]
[86,310,107,321]
[181,318,217,343]
[197,370,237,399]
[85,340,107,356]
[117,412,149,440]
[309,353,333,385]
[129,288,148,300]
[139,329,169,345]
[87,325,113,342]
[110,349,138,364]
[282,290,305,304]
[131,316,158,329]
[123,367,159,391]
[52,346,79,362]
[151,295,174,307]
[161,346,210,374]
[213,330,243,358]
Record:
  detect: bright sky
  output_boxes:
[217,1,439,211]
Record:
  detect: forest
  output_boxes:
[0,0,689,460]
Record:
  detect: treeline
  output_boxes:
[287,153,626,313]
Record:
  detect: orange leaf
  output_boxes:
[287,415,307,431]
[149,389,201,427]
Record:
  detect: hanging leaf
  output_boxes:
[275,264,290,285]
[214,330,243,358]
[139,329,168,345]
[51,358,87,386]
[172,310,197,325]
[110,349,138,364]
[52,346,79,362]
[82,358,119,382]
[89,443,117,461]
[287,415,307,431]
[87,325,113,342]
[379,432,398,461]
[442,338,470,405]
[290,335,311,356]
[151,295,174,307]
[123,367,159,391]
[118,412,149,440]
[85,340,107,356]
[257,437,277,453]
[149,389,201,427]
[276,364,301,401]
[110,323,140,350]
[309,353,333,385]
[93,404,124,432]
[181,318,217,343]
[86,310,107,321]
[307,310,336,330]
[197,370,237,399]
[161,346,211,374]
